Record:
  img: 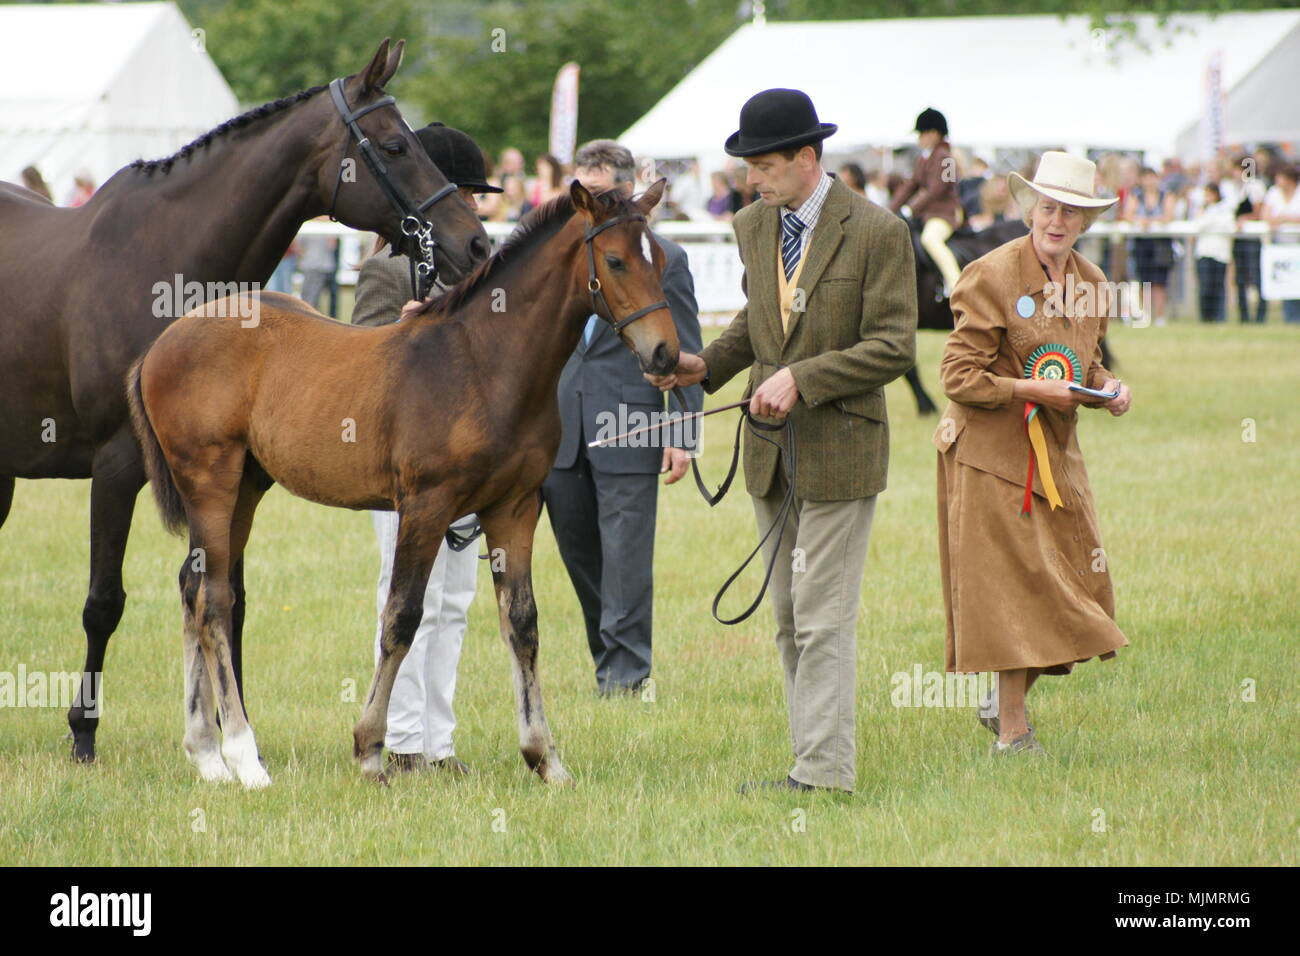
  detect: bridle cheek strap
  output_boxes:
[584,214,667,333]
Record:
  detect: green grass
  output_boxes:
[1,321,1297,865]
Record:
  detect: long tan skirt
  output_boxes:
[937,445,1128,674]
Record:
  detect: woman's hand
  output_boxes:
[1013,378,1086,412]
[1101,379,1132,416]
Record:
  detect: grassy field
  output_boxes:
[1,320,1296,866]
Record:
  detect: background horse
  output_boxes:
[0,39,488,762]
[128,181,678,788]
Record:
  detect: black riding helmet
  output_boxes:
[914,107,948,137]
[414,123,503,194]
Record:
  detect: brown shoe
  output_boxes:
[430,755,472,776]
[386,752,429,774]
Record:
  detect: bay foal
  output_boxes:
[129,181,678,787]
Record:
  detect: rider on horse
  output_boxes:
[889,107,964,298]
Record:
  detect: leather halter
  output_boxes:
[325,78,458,299]
[583,213,668,334]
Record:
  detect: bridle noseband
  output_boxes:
[584,212,668,334]
[325,77,458,299]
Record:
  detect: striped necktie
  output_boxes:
[781,211,806,280]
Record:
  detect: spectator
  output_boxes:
[1263,164,1300,324]
[837,162,868,196]
[1193,182,1234,322]
[866,168,891,207]
[297,228,338,315]
[266,239,300,295]
[958,155,991,219]
[491,175,532,222]
[21,165,52,202]
[668,159,706,220]
[707,170,739,220]
[530,152,567,208]
[1226,153,1269,324]
[1125,166,1176,325]
[66,169,95,207]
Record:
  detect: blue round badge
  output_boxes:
[1016,295,1036,318]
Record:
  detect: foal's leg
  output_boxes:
[480,491,571,785]
[182,448,269,789]
[180,545,230,782]
[181,472,266,782]
[353,496,447,782]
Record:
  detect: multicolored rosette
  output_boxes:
[1019,344,1081,515]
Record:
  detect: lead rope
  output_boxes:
[671,386,796,625]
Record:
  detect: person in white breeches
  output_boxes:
[370,510,480,773]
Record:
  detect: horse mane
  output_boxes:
[129,85,329,175]
[424,189,639,318]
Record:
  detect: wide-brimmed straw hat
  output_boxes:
[1008,151,1117,222]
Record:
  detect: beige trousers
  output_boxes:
[752,479,877,791]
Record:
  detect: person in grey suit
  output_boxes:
[542,140,704,695]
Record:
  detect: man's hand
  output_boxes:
[1101,379,1132,417]
[749,367,799,418]
[661,447,690,484]
[399,298,429,322]
[646,352,707,390]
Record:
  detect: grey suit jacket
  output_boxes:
[552,234,704,474]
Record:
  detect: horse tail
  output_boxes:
[126,356,187,534]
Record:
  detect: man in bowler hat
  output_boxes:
[648,89,918,792]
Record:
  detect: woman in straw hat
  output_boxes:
[932,151,1133,755]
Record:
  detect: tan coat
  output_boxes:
[933,233,1129,674]
[701,176,918,501]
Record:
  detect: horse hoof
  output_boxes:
[238,764,272,790]
[71,739,96,763]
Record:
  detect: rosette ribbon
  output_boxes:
[1020,344,1081,516]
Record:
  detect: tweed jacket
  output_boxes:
[351,250,428,328]
[700,176,918,501]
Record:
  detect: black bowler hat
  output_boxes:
[724,88,837,157]
[913,107,948,137]
[415,123,503,193]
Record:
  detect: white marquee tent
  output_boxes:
[0,2,238,204]
[621,11,1300,168]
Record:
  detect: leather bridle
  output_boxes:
[325,77,458,299]
[583,212,667,334]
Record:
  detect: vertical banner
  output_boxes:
[1203,50,1223,180]
[549,62,580,165]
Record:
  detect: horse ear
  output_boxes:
[635,178,667,216]
[360,39,397,94]
[571,179,601,220]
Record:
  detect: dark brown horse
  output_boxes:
[0,39,488,763]
[128,181,678,787]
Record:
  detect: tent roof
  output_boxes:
[621,11,1300,162]
[0,2,238,196]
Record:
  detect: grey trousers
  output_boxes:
[752,478,877,791]
[543,454,658,693]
